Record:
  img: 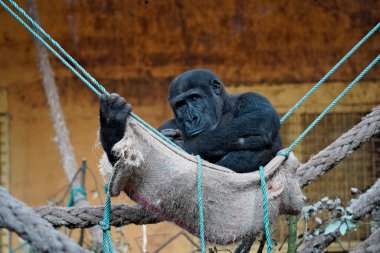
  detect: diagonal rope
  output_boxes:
[6,0,110,96]
[285,53,380,155]
[280,21,380,123]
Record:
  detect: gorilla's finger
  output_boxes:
[160,129,178,137]
[108,93,120,104]
[112,97,127,109]
[115,104,132,122]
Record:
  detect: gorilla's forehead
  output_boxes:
[169,69,218,99]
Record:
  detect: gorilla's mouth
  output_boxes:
[187,127,205,136]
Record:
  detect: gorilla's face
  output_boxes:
[169,69,225,139]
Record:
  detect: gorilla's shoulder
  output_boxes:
[234,92,272,109]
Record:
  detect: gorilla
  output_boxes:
[99,69,282,253]
[100,69,282,173]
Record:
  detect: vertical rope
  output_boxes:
[196,155,206,253]
[99,182,113,253]
[259,166,272,253]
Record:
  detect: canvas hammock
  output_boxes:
[99,116,304,245]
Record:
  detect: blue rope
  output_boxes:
[67,187,87,207]
[5,0,110,96]
[196,155,206,253]
[259,166,272,253]
[283,53,380,155]
[99,182,113,253]
[0,0,105,96]
[1,0,185,153]
[280,21,380,123]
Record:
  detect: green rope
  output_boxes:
[99,182,113,253]
[280,21,380,123]
[283,53,380,156]
[259,166,273,253]
[196,155,206,253]
[67,187,87,207]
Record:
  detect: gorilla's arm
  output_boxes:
[183,93,281,161]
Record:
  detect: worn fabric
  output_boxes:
[100,117,304,245]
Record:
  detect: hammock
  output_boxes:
[99,116,304,245]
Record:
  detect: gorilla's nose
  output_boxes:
[188,114,199,124]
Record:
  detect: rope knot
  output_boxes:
[99,220,110,231]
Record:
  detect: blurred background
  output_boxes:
[0,0,379,252]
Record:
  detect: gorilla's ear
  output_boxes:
[211,79,222,95]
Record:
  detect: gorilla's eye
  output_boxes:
[189,95,200,101]
[175,100,185,108]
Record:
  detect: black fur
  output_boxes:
[99,70,282,172]
[158,69,282,173]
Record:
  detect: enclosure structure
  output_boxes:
[0,0,379,252]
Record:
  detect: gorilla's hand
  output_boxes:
[160,128,184,148]
[99,93,132,163]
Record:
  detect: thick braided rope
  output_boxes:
[280,21,380,123]
[0,186,89,253]
[21,104,380,229]
[31,204,163,229]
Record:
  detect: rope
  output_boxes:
[284,53,380,155]
[28,104,380,229]
[280,21,380,123]
[0,0,104,96]
[67,187,87,207]
[1,2,378,252]
[196,155,206,253]
[0,0,184,152]
[99,182,114,253]
[0,186,89,253]
[259,166,273,253]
